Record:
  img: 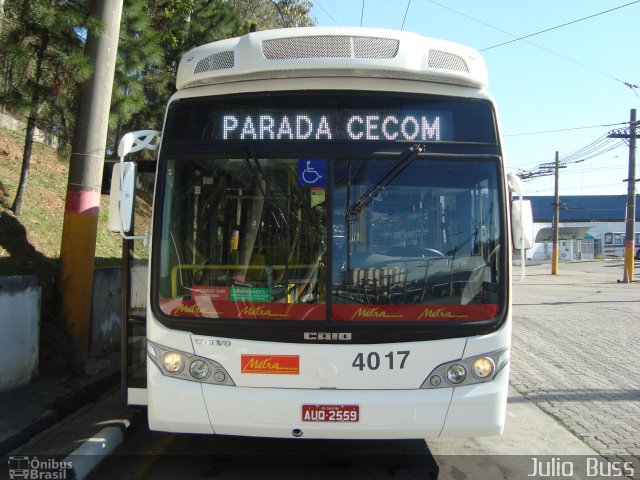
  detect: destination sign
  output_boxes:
[217,110,453,142]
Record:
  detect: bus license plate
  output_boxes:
[302,404,359,422]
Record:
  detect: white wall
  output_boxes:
[0,276,40,392]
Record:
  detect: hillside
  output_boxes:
[0,126,151,376]
[0,127,132,272]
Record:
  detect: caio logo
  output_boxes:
[241,355,300,375]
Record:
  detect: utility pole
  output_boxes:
[623,109,637,283]
[59,0,123,358]
[552,151,560,275]
[608,109,638,283]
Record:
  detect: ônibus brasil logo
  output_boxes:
[8,456,73,479]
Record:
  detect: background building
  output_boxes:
[525,195,640,261]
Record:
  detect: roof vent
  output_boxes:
[427,50,469,73]
[262,35,399,60]
[194,51,234,74]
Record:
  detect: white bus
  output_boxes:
[110,27,532,439]
[603,231,640,259]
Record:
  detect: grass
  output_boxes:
[0,127,122,267]
[0,125,152,376]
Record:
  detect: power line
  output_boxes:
[312,0,341,26]
[424,0,639,91]
[425,0,509,38]
[504,121,628,137]
[516,130,627,180]
[561,134,627,163]
[481,1,640,51]
[401,0,412,30]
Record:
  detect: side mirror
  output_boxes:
[107,130,160,241]
[108,161,137,234]
[507,173,532,280]
[511,199,533,250]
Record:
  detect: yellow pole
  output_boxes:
[551,151,560,275]
[60,191,101,350]
[623,109,636,283]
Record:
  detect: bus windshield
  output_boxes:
[154,91,505,327]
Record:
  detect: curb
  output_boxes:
[62,404,145,480]
[2,384,145,480]
[0,370,120,457]
[64,425,126,480]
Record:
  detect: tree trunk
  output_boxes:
[10,114,36,215]
[10,31,49,216]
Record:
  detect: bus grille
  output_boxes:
[262,35,399,60]
[194,51,235,74]
[427,50,469,73]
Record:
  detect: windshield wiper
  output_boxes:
[347,144,425,219]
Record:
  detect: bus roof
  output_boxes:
[176,27,488,91]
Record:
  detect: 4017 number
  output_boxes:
[352,351,410,371]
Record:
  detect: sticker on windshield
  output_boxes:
[298,159,326,187]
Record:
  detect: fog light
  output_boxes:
[446,364,466,384]
[473,357,495,379]
[213,370,227,383]
[429,375,442,386]
[162,352,184,374]
[189,359,210,380]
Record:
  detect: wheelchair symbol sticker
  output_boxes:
[297,159,326,187]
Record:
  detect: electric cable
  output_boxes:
[504,121,628,137]
[424,0,639,91]
[401,0,412,30]
[481,0,640,51]
[312,0,341,25]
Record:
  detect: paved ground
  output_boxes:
[510,260,640,465]
[2,259,639,479]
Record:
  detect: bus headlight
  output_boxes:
[421,348,508,389]
[213,371,227,383]
[472,357,495,379]
[446,364,466,384]
[189,359,210,380]
[149,340,235,386]
[162,352,184,374]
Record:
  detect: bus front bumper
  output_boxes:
[147,363,509,439]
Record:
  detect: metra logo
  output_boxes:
[241,355,300,374]
[350,307,403,320]
[239,306,285,318]
[174,304,216,316]
[417,307,468,320]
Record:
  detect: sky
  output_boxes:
[309,0,640,197]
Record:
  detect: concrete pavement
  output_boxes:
[510,260,640,464]
[432,260,640,479]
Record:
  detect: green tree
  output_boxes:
[109,0,315,146]
[109,0,163,148]
[0,0,96,215]
[229,0,315,33]
[109,0,238,147]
